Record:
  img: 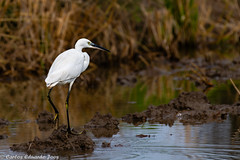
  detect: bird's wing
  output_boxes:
[45,49,84,87]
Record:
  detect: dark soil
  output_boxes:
[101,141,111,148]
[136,134,150,138]
[122,92,240,125]
[134,57,240,91]
[114,144,123,147]
[84,112,119,137]
[175,57,240,80]
[11,125,94,154]
[36,111,55,131]
[122,112,147,126]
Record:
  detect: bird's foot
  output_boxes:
[71,130,84,135]
[64,127,83,136]
[54,113,59,121]
[53,113,59,127]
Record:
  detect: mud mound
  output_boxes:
[101,141,111,148]
[136,134,150,138]
[0,118,8,125]
[122,112,147,126]
[84,112,119,137]
[146,104,178,126]
[175,92,240,124]
[178,109,227,125]
[169,92,210,110]
[122,92,240,125]
[84,112,119,128]
[11,125,94,154]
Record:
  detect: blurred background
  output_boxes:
[0,0,240,79]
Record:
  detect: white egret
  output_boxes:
[45,38,110,133]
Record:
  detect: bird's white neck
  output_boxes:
[75,44,84,52]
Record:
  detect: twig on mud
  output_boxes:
[230,78,240,95]
[65,134,76,151]
[28,142,32,151]
[69,141,76,151]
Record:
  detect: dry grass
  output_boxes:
[0,0,240,78]
[230,78,240,95]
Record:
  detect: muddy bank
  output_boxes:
[11,125,94,154]
[137,56,240,79]
[84,112,119,138]
[118,57,240,91]
[11,112,120,154]
[122,92,240,125]
[122,112,147,126]
[101,142,111,148]
[136,134,151,138]
[177,57,240,90]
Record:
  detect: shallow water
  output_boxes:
[0,69,240,159]
[1,119,240,160]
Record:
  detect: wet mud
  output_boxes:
[136,134,151,138]
[101,142,111,148]
[179,58,240,90]
[11,112,120,154]
[36,111,55,131]
[122,112,147,126]
[11,125,94,154]
[122,92,240,125]
[169,57,240,80]
[84,112,119,138]
[118,57,240,91]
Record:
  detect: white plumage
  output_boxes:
[45,49,89,88]
[45,39,91,88]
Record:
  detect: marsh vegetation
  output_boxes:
[0,0,240,78]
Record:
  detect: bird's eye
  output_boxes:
[88,42,91,45]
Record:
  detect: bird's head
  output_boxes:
[75,38,110,52]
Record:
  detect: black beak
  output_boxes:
[90,43,110,52]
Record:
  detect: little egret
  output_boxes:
[45,38,110,133]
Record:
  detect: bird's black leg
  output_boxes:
[65,89,71,133]
[47,88,59,126]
